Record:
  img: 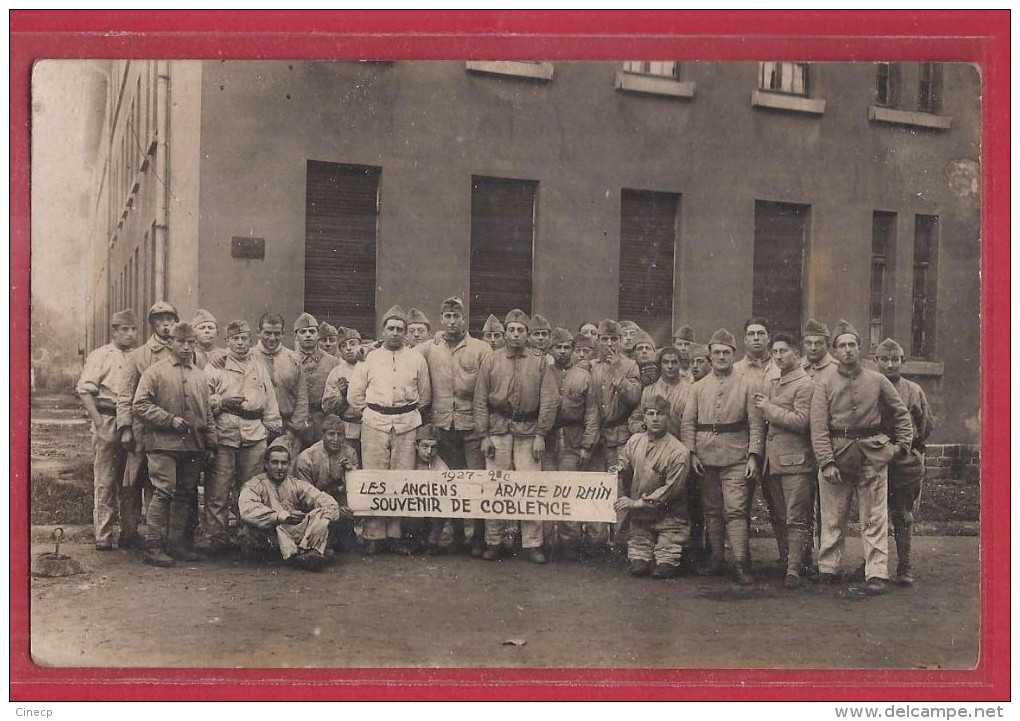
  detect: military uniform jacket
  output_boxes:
[886,376,936,475]
[349,345,431,435]
[760,366,815,475]
[547,362,600,450]
[298,348,340,412]
[804,353,838,381]
[205,351,282,448]
[116,334,173,437]
[627,377,691,439]
[77,342,128,412]
[473,346,559,438]
[238,474,340,531]
[809,364,914,470]
[680,370,765,467]
[589,355,642,448]
[417,333,492,432]
[194,346,227,371]
[321,359,363,439]
[294,440,360,502]
[617,432,691,519]
[734,354,780,394]
[131,355,217,452]
[254,343,310,434]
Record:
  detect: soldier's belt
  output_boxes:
[367,402,418,416]
[510,410,540,423]
[828,426,884,439]
[222,408,265,421]
[603,416,629,429]
[695,421,748,434]
[96,406,117,417]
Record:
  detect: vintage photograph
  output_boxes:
[29,58,981,670]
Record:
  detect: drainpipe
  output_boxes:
[154,60,171,300]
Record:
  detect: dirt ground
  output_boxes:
[29,535,979,670]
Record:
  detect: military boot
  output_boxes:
[895,524,914,586]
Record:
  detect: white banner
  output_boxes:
[347,469,617,523]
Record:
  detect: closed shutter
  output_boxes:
[753,201,808,338]
[618,189,679,345]
[469,176,537,333]
[304,160,380,337]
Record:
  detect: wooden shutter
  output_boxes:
[618,189,679,345]
[469,176,537,333]
[304,160,380,337]
[753,201,808,338]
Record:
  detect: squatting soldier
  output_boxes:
[131,322,217,567]
[318,322,340,358]
[671,325,695,383]
[633,330,660,387]
[612,395,692,579]
[77,308,138,550]
[809,320,913,595]
[116,300,179,549]
[204,319,283,552]
[416,296,492,556]
[191,309,226,370]
[238,438,341,571]
[543,327,600,561]
[752,332,816,589]
[689,343,711,382]
[481,314,506,351]
[802,318,838,380]
[294,312,340,444]
[529,313,553,358]
[680,328,765,586]
[349,305,432,554]
[874,337,936,585]
[321,326,365,458]
[406,307,432,348]
[588,319,642,553]
[473,309,559,563]
[294,414,360,553]
[253,313,310,459]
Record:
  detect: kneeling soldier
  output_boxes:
[612,395,691,579]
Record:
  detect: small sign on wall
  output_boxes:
[231,236,265,260]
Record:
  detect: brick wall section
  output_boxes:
[924,444,980,484]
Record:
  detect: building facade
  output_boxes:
[83,60,981,443]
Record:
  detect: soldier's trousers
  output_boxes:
[91,415,127,546]
[701,463,754,565]
[542,428,590,548]
[762,472,815,574]
[121,445,152,541]
[484,433,544,549]
[818,460,890,580]
[436,427,485,548]
[205,440,266,544]
[145,451,204,550]
[578,442,622,547]
[361,425,416,541]
[626,513,690,567]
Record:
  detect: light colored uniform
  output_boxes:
[253,342,310,458]
[76,342,130,546]
[294,439,361,551]
[299,348,340,444]
[238,473,340,559]
[627,377,690,439]
[322,358,364,445]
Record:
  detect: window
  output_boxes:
[869,212,897,350]
[622,61,680,79]
[618,189,680,344]
[759,62,809,96]
[304,160,380,337]
[918,62,943,113]
[465,61,554,82]
[469,176,538,334]
[911,215,939,358]
[615,61,694,99]
[753,201,810,338]
[875,63,900,107]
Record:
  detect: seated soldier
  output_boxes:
[293,414,359,553]
[611,395,692,579]
[238,438,341,571]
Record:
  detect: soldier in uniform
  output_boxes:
[543,327,600,561]
[612,395,692,579]
[618,320,641,360]
[191,309,226,370]
[874,337,936,585]
[204,319,283,552]
[690,343,711,382]
[628,345,690,439]
[406,308,433,348]
[293,414,359,553]
[131,322,217,566]
[528,314,553,358]
[294,312,340,445]
[321,326,365,459]
[809,320,913,594]
[633,330,660,387]
[752,332,816,588]
[680,328,765,586]
[416,296,492,556]
[578,322,599,342]
[481,314,506,351]
[671,325,695,383]
[253,313,310,460]
[77,308,138,550]
[116,301,179,549]
[318,323,340,358]
[802,318,838,380]
[473,309,559,563]
[571,333,596,365]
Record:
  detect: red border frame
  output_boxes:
[10,10,1010,701]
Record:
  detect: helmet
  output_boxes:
[147,301,179,323]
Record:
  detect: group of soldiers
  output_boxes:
[76,296,934,593]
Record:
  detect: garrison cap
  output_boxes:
[322,414,344,432]
[440,296,465,314]
[416,423,438,442]
[573,333,594,350]
[147,301,179,323]
[111,308,138,328]
[294,313,318,331]
[673,325,694,342]
[550,327,574,346]
[875,338,905,356]
[708,328,737,351]
[619,320,640,331]
[643,394,672,413]
[169,322,197,340]
[689,343,710,359]
[190,309,217,328]
[408,308,431,327]
[597,319,621,336]
[482,314,505,333]
[340,326,362,342]
[265,436,293,460]
[382,305,409,327]
[530,314,551,333]
[633,330,656,349]
[225,319,252,338]
[832,319,861,345]
[319,322,338,339]
[802,317,831,339]
[504,309,530,330]
[658,345,684,362]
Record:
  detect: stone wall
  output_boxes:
[925,444,980,483]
